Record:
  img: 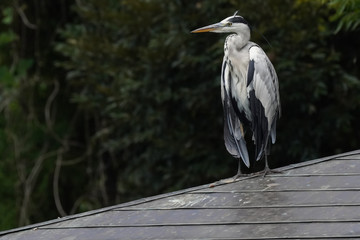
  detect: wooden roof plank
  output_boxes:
[1,150,360,240]
[35,206,360,228]
[193,175,360,192]
[2,223,360,240]
[121,191,360,209]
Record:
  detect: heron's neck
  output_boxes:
[234,30,250,49]
[225,31,250,53]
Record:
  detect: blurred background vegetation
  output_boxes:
[0,0,359,230]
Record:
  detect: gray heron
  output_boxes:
[191,12,281,177]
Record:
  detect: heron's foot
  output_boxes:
[261,167,282,178]
[208,174,248,187]
[208,170,251,187]
[232,172,249,181]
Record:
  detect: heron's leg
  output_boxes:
[233,158,247,180]
[260,155,271,177]
[262,154,270,177]
[262,154,281,177]
[237,158,242,175]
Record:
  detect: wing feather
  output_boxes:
[247,45,281,161]
[221,58,250,167]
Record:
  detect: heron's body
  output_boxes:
[192,12,281,176]
[221,39,253,165]
[223,35,252,121]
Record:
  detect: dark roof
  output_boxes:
[1,150,360,239]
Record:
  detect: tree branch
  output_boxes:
[13,1,37,30]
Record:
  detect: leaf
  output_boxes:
[16,59,33,77]
[1,7,13,25]
[0,66,15,87]
[0,31,17,46]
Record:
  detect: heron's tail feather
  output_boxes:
[254,116,278,161]
[224,106,250,168]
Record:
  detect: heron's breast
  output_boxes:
[226,46,252,120]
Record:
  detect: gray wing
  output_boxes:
[247,45,281,161]
[221,57,250,167]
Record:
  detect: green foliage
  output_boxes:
[327,0,360,32]
[0,0,72,229]
[267,1,360,159]
[0,4,23,230]
[55,0,231,201]
[1,0,360,231]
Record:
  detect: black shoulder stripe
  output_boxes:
[222,60,227,85]
[247,59,255,87]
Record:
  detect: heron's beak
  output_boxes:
[191,23,223,33]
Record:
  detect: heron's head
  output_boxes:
[191,12,250,35]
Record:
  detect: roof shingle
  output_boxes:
[1,150,360,239]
